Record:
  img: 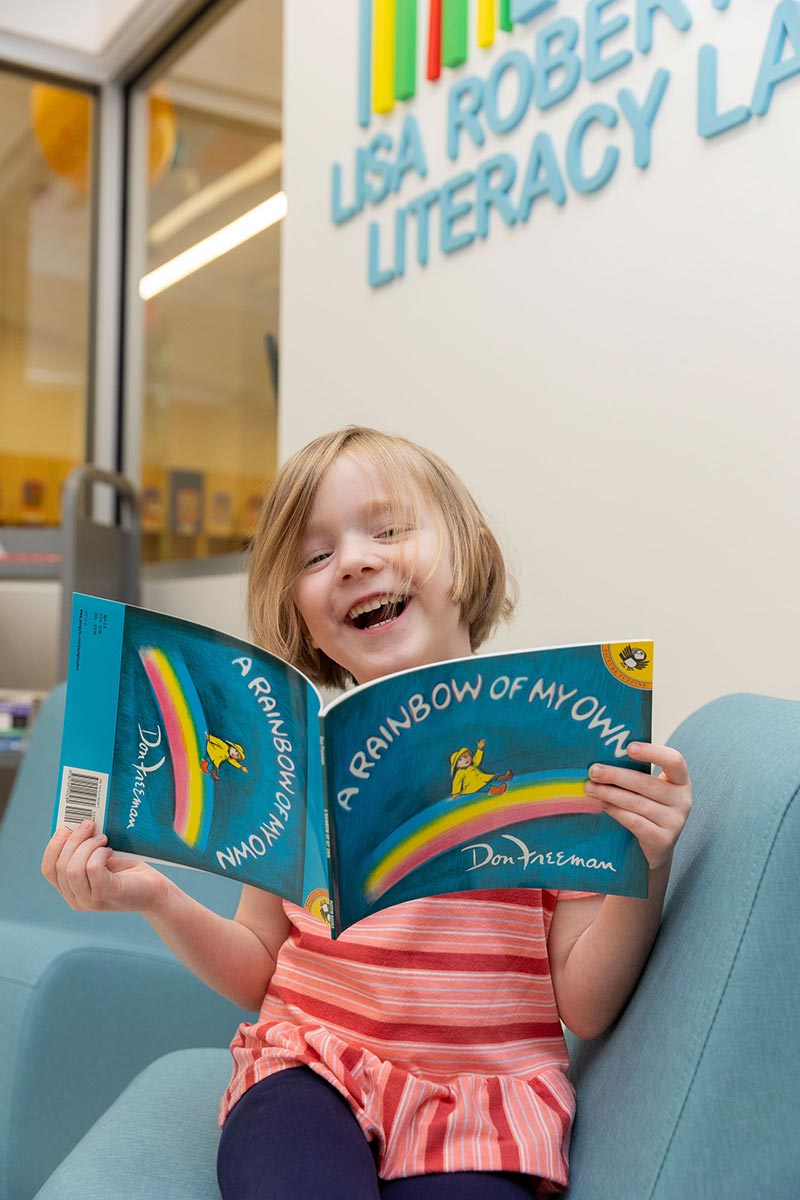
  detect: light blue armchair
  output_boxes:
[29,692,800,1199]
[0,685,254,1200]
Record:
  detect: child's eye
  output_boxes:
[376,526,413,541]
[304,550,331,568]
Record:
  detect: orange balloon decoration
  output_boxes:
[31,84,91,194]
[148,95,177,185]
[31,85,177,193]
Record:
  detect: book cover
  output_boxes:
[54,594,653,937]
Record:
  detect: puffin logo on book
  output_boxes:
[356,0,555,127]
[602,643,654,691]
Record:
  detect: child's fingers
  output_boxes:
[585,760,691,870]
[54,822,108,909]
[585,781,680,830]
[589,786,682,869]
[105,851,141,872]
[68,835,110,903]
[47,820,93,904]
[85,844,117,903]
[597,801,673,857]
[586,760,691,815]
[41,825,73,883]
[626,742,690,785]
[585,765,672,808]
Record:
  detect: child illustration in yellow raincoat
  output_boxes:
[449,739,512,798]
[201,733,249,783]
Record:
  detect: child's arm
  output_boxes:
[41,822,290,1012]
[547,743,692,1040]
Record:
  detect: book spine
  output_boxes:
[54,595,126,835]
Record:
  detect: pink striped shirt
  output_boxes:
[221,889,589,1194]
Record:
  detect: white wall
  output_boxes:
[277,0,800,742]
[143,570,250,639]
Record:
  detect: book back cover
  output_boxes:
[55,595,327,911]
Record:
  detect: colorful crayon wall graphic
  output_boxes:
[358,0,521,126]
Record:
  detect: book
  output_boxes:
[54,594,654,937]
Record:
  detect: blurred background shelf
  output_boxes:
[0,467,140,811]
[0,526,63,579]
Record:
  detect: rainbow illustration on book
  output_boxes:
[358,0,521,126]
[138,647,214,851]
[363,769,600,901]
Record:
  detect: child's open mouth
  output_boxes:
[346,594,409,631]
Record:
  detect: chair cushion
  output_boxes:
[34,1050,232,1200]
[0,923,244,1200]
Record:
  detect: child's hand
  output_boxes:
[41,820,170,914]
[584,743,692,870]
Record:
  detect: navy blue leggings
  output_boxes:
[218,1067,539,1199]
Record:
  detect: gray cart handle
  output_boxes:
[59,467,141,679]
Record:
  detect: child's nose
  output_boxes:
[338,533,383,580]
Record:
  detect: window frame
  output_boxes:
[120,0,276,575]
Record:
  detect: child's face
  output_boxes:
[456,751,472,769]
[293,453,472,685]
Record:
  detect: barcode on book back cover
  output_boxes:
[57,766,109,831]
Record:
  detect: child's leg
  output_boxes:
[380,1172,539,1198]
[217,1066,381,1199]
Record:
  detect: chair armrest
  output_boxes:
[564,693,800,1198]
[33,1049,231,1200]
[0,920,249,1200]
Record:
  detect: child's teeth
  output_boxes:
[349,594,396,620]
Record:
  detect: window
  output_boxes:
[127,0,283,565]
[0,70,94,527]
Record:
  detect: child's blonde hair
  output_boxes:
[248,426,516,689]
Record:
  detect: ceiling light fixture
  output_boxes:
[148,142,283,247]
[139,189,287,300]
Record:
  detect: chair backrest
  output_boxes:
[565,692,800,1198]
[0,683,243,934]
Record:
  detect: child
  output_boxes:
[42,426,692,1199]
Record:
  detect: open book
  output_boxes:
[54,594,654,937]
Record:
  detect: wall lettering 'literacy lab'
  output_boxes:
[329,0,800,286]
